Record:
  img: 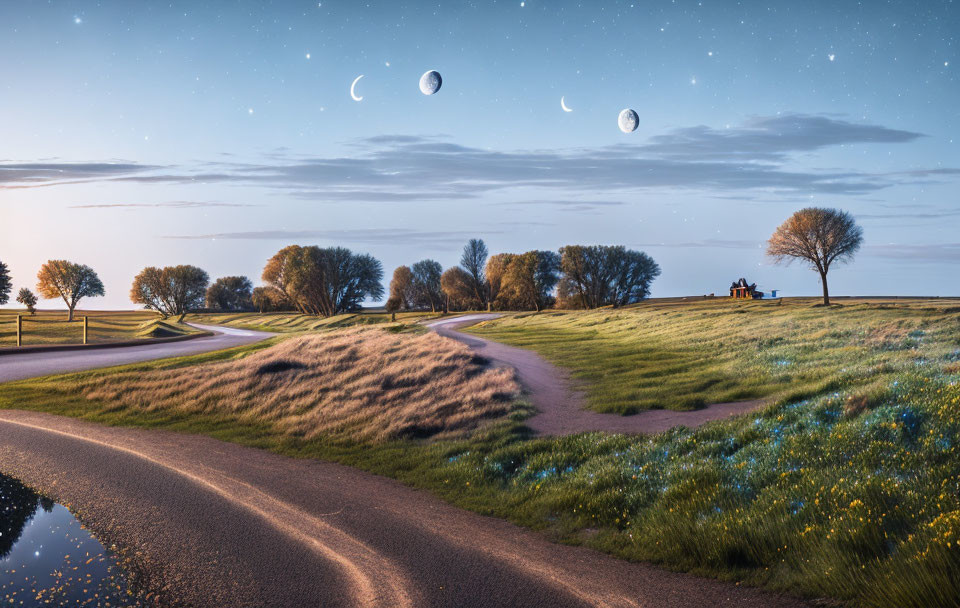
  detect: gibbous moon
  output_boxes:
[419,70,442,95]
[560,96,572,112]
[350,75,364,101]
[618,108,639,133]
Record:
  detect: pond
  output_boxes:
[1,472,142,606]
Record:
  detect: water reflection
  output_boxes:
[1,472,142,606]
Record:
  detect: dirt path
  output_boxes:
[426,314,768,435]
[0,410,807,608]
[0,323,273,383]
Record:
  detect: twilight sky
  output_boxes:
[1,0,957,308]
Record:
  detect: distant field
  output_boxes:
[186,310,450,333]
[0,310,197,347]
[467,297,960,414]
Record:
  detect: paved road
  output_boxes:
[426,314,767,435]
[0,410,809,608]
[0,323,273,383]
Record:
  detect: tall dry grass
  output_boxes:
[82,328,519,441]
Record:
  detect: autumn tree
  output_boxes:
[0,261,10,305]
[262,246,383,317]
[767,207,863,306]
[36,260,105,321]
[206,276,254,311]
[485,253,515,308]
[500,250,561,311]
[410,260,444,312]
[16,288,37,314]
[130,265,209,321]
[251,286,290,313]
[558,245,660,309]
[460,239,489,308]
[441,267,481,311]
[386,265,415,312]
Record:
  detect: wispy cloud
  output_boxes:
[1,115,949,201]
[633,239,762,249]
[69,201,256,209]
[162,228,501,247]
[865,243,960,262]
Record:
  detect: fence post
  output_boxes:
[16,315,22,347]
[83,316,89,345]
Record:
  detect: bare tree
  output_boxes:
[36,260,105,321]
[767,207,863,306]
[558,246,660,309]
[0,261,10,305]
[460,239,489,307]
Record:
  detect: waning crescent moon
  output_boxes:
[350,75,364,101]
[560,96,572,112]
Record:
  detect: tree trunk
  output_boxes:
[67,306,75,322]
[820,271,830,306]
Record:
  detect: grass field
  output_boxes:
[3,299,960,606]
[185,310,448,333]
[0,309,197,347]
[467,297,960,414]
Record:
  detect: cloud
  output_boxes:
[1,115,948,200]
[496,199,627,211]
[162,228,501,248]
[633,239,762,249]
[865,243,960,262]
[69,201,256,209]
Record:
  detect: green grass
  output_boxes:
[0,309,197,347]
[186,310,449,333]
[466,297,960,413]
[4,299,960,606]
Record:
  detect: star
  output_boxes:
[707,51,714,56]
[520,1,525,6]
[305,53,311,59]
[828,54,836,62]
[73,16,82,24]
[248,108,254,115]
[385,61,391,67]
[690,77,697,85]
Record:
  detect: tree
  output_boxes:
[262,246,384,317]
[558,245,660,309]
[251,286,290,313]
[767,207,863,306]
[16,288,37,314]
[485,253,515,308]
[0,261,10,306]
[410,260,444,312]
[36,260,105,321]
[130,265,209,321]
[441,267,481,311]
[460,239,489,307]
[206,276,254,311]
[387,265,415,312]
[500,250,561,311]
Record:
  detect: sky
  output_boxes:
[0,0,957,309]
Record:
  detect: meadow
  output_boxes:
[2,298,960,606]
[0,309,196,347]
[467,297,960,413]
[185,310,446,333]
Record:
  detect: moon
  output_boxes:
[560,96,572,112]
[618,108,639,133]
[419,70,442,95]
[350,75,364,101]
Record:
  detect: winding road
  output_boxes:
[0,323,273,383]
[426,314,768,435]
[0,411,808,607]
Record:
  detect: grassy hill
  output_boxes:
[186,310,446,333]
[0,310,198,347]
[467,297,960,413]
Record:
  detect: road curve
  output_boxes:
[426,314,768,435]
[0,410,808,608]
[0,323,273,383]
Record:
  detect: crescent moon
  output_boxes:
[560,96,572,112]
[350,75,364,101]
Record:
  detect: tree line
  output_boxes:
[0,207,864,316]
[387,239,662,312]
